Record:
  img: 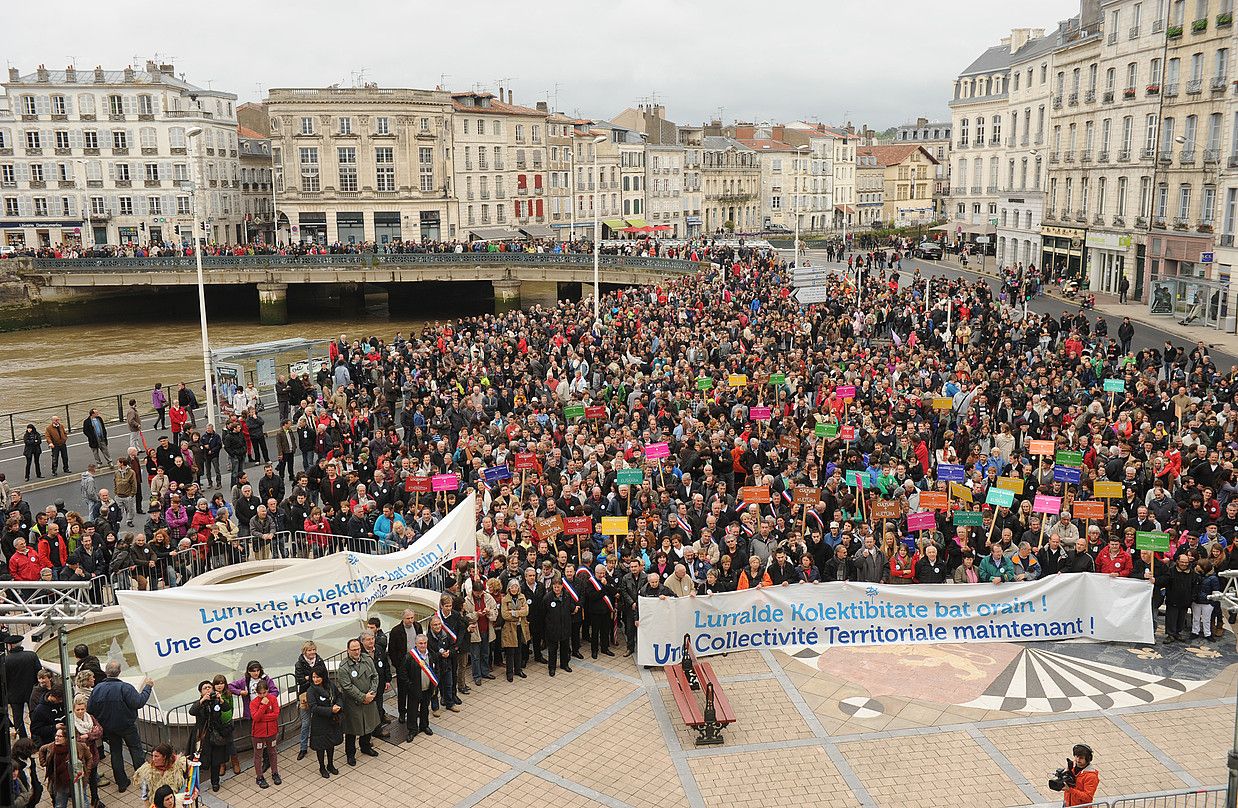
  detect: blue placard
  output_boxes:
[937,463,966,482]
[1053,465,1082,485]
[483,465,513,484]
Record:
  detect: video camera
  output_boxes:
[1047,764,1076,792]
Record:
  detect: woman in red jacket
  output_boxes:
[303,506,331,557]
[249,688,282,789]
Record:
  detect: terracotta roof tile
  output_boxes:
[856,144,939,167]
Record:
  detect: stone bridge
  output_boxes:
[3,252,701,325]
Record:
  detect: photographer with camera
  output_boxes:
[1048,743,1098,806]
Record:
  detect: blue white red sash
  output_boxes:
[807,509,825,532]
[781,489,794,506]
[562,578,580,602]
[741,522,755,537]
[409,648,439,686]
[675,514,693,536]
[438,609,458,642]
[586,569,616,612]
[734,500,747,514]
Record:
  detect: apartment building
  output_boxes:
[238,126,273,244]
[856,150,885,227]
[855,144,939,227]
[1,61,241,247]
[267,85,455,244]
[886,118,953,217]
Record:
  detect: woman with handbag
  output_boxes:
[307,668,344,778]
[71,695,104,808]
[188,680,231,793]
[501,578,530,682]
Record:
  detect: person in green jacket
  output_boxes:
[978,542,1016,584]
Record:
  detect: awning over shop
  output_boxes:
[685,216,702,225]
[624,217,649,228]
[467,226,521,241]
[602,218,627,230]
[834,205,855,214]
[962,223,996,235]
[518,224,554,238]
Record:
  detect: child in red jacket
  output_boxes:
[250,692,282,789]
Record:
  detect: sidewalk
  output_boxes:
[934,252,1238,361]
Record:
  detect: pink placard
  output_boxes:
[840,425,856,441]
[907,511,937,532]
[432,473,460,492]
[750,406,772,421]
[836,385,856,399]
[644,442,670,460]
[1033,494,1062,515]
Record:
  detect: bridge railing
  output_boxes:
[27,252,699,273]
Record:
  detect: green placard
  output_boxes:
[564,404,586,419]
[696,377,714,391]
[616,468,644,486]
[770,373,786,385]
[1135,530,1171,552]
[845,469,866,488]
[953,510,985,527]
[1103,378,1126,393]
[1055,450,1083,467]
[985,487,1015,508]
[816,423,838,438]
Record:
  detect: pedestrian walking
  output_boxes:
[22,423,42,481]
[81,408,111,466]
[44,416,69,476]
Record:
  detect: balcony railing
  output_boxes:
[1164,83,1179,97]
[1129,25,1140,38]
[1140,147,1156,159]
[1085,89,1096,103]
[1097,150,1109,162]
[1157,150,1173,163]
[1080,149,1092,162]
[1204,149,1220,163]
[1103,90,1114,103]
[1186,79,1203,94]
[1064,150,1075,162]
[1117,149,1131,161]
[1068,92,1079,106]
[1179,149,1196,163]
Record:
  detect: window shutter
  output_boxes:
[122,95,136,115]
[15,163,29,182]
[69,130,83,149]
[35,95,50,115]
[62,95,74,116]
[17,196,31,216]
[107,162,116,181]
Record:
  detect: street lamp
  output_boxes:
[186,127,217,428]
[793,145,810,270]
[73,159,93,249]
[591,134,607,327]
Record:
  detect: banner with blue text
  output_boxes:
[118,493,476,673]
[635,575,1152,667]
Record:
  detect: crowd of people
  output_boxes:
[3,231,1238,803]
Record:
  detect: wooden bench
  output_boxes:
[664,634,736,745]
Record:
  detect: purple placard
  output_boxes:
[432,473,460,492]
[644,442,670,460]
[836,385,856,399]
[750,406,772,421]
[1033,493,1063,515]
[907,511,937,532]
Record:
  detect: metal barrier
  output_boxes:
[291,530,404,558]
[1073,786,1226,808]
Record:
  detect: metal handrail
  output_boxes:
[26,251,699,273]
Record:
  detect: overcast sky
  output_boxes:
[4,0,1081,129]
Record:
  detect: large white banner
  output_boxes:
[118,493,476,673]
[635,575,1152,667]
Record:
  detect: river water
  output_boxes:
[0,309,422,420]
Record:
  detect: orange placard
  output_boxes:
[739,485,771,504]
[919,491,949,510]
[1028,440,1056,456]
[1073,501,1106,520]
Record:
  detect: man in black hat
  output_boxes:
[3,632,41,738]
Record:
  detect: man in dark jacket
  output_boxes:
[3,633,41,737]
[199,425,223,488]
[1037,534,1072,575]
[1157,553,1198,642]
[28,688,64,746]
[222,423,248,488]
[73,644,105,682]
[87,660,154,793]
[543,577,575,675]
[386,609,424,725]
[617,559,644,656]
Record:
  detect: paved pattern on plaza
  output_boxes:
[100,637,1235,808]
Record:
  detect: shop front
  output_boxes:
[1084,231,1133,296]
[1,220,87,248]
[418,211,440,242]
[1041,224,1086,280]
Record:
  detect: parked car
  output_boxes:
[763,224,792,234]
[914,241,942,260]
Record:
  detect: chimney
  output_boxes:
[65,65,77,83]
[145,60,158,73]
[535,101,547,112]
[159,63,175,76]
[917,116,928,127]
[654,104,664,119]
[507,89,512,105]
[94,66,105,83]
[498,85,504,102]
[7,67,18,83]
[35,64,49,82]
[123,66,135,82]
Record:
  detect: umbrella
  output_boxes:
[621,226,644,233]
[652,224,671,230]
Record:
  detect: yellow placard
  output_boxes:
[949,482,973,502]
[1093,481,1124,498]
[996,476,1024,493]
[932,397,954,411]
[600,516,629,535]
[728,374,748,388]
